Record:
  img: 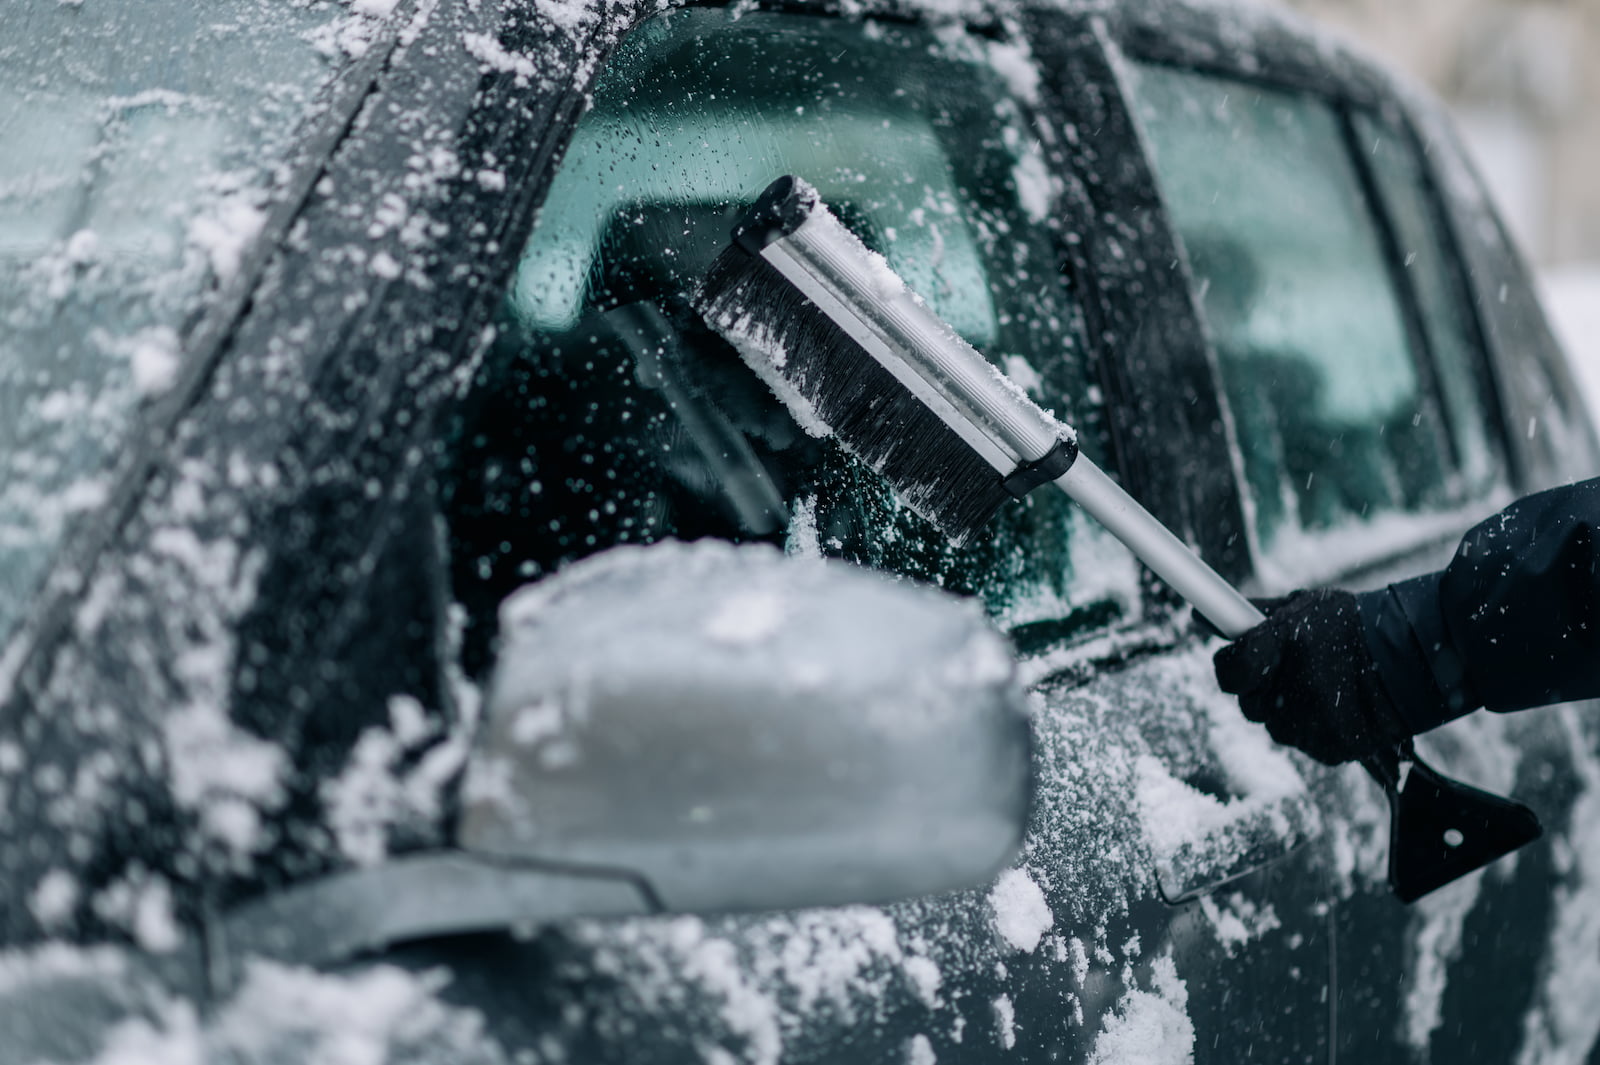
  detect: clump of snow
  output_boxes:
[1086,954,1194,1065]
[906,1033,938,1065]
[1134,754,1229,857]
[368,250,402,280]
[1070,936,1091,985]
[904,954,943,1008]
[507,699,563,746]
[28,869,81,929]
[129,327,183,397]
[461,31,540,86]
[989,867,1053,953]
[993,993,1017,1049]
[1513,707,1600,1065]
[85,961,504,1065]
[1404,874,1484,1053]
[186,193,266,282]
[784,493,824,560]
[1005,125,1059,224]
[161,698,285,858]
[1401,709,1525,1050]
[322,693,471,866]
[91,871,181,954]
[1197,892,1280,956]
[983,37,1042,105]
[571,907,924,1065]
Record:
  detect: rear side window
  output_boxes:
[1352,111,1500,494]
[1126,64,1492,577]
[442,10,1139,673]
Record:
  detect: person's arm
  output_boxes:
[1215,477,1600,764]
[1363,476,1600,733]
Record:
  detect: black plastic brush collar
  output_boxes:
[1001,436,1078,498]
[732,176,819,255]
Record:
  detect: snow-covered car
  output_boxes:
[4,0,1599,1061]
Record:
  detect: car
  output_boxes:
[3,0,1599,1061]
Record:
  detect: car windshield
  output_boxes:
[442,9,1140,672]
[0,0,355,645]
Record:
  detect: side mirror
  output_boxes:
[459,540,1032,914]
[214,542,1031,977]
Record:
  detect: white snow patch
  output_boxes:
[92,874,181,954]
[993,993,1017,1049]
[85,961,497,1065]
[906,1033,938,1065]
[1403,709,1525,1051]
[570,907,909,1065]
[461,31,539,85]
[1514,706,1600,1065]
[129,327,182,397]
[28,869,80,928]
[984,39,1041,104]
[989,867,1053,953]
[1134,754,1231,856]
[322,694,470,867]
[1070,936,1090,985]
[162,700,286,854]
[704,589,787,646]
[904,954,943,1008]
[369,250,402,279]
[784,493,823,560]
[533,0,602,41]
[1403,874,1484,1052]
[1009,133,1058,224]
[508,699,564,746]
[1197,892,1280,956]
[187,194,266,282]
[1086,954,1194,1065]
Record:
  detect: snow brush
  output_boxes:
[695,175,1540,902]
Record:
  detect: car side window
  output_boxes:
[1125,63,1473,575]
[1351,111,1501,494]
[440,10,1139,675]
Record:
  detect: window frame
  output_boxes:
[1093,16,1514,588]
[432,2,1212,659]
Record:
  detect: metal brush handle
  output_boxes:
[1053,457,1264,637]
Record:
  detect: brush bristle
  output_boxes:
[696,245,1013,545]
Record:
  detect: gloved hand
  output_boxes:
[1213,589,1412,766]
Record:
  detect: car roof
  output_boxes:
[627,0,1413,110]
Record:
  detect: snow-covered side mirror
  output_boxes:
[457,540,1033,914]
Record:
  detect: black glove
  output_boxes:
[1213,589,1412,766]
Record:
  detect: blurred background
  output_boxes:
[1269,0,1600,428]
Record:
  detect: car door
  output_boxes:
[1107,11,1600,1065]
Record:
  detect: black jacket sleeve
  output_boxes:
[1358,477,1600,734]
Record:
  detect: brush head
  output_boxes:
[697,243,1014,545]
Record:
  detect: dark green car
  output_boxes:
[2,0,1597,1061]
